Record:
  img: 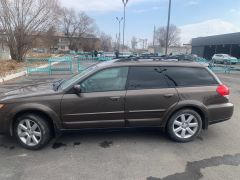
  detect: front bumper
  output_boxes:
[207,103,234,125]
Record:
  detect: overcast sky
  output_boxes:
[60,0,240,45]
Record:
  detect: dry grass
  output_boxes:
[26,53,64,58]
[0,53,65,77]
[26,53,53,58]
[0,60,25,77]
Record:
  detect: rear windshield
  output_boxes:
[163,67,218,87]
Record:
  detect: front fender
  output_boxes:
[6,103,62,135]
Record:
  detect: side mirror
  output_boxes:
[73,84,81,94]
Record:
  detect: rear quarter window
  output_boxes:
[163,67,218,87]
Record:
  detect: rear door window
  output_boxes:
[127,66,169,90]
[163,67,218,87]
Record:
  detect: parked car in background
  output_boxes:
[103,52,115,58]
[167,54,192,61]
[167,54,210,67]
[0,59,234,150]
[212,54,238,64]
[119,52,132,57]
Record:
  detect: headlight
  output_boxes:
[0,104,5,109]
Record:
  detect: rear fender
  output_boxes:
[161,100,208,129]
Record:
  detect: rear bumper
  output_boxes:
[207,103,234,125]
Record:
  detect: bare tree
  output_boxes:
[61,8,78,51]
[100,33,112,52]
[76,12,98,51]
[0,0,59,61]
[77,12,96,37]
[81,38,100,52]
[155,24,181,48]
[44,26,59,53]
[131,36,137,50]
[61,8,97,51]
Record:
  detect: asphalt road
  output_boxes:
[0,72,240,180]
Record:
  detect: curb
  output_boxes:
[0,70,27,83]
[0,62,61,83]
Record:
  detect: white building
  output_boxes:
[148,45,192,55]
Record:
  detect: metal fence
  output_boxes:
[209,60,232,74]
[49,57,73,74]
[26,56,113,75]
[26,58,50,75]
[26,55,240,75]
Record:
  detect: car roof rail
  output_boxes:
[115,55,178,62]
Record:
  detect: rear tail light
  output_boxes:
[216,84,230,97]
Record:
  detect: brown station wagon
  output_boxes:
[0,59,234,149]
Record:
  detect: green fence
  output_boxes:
[49,57,73,75]
[77,56,112,73]
[78,56,112,61]
[26,56,73,75]
[209,60,232,74]
[209,66,231,74]
[26,58,50,74]
[77,57,98,73]
[98,57,112,61]
[195,57,208,63]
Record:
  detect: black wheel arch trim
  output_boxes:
[161,100,209,130]
[8,103,62,136]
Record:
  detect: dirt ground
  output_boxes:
[0,60,25,76]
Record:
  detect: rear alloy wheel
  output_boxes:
[167,109,202,142]
[14,114,51,150]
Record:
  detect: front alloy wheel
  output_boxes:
[14,113,51,150]
[17,119,42,146]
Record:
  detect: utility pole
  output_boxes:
[165,0,172,56]
[116,17,123,52]
[122,0,129,52]
[153,26,156,53]
[145,39,148,50]
[153,26,156,46]
[139,39,145,50]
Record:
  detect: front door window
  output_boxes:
[81,67,128,93]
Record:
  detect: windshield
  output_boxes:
[59,65,98,90]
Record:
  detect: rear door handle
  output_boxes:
[164,94,174,98]
[110,97,121,101]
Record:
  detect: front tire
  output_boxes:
[14,113,51,150]
[167,109,202,143]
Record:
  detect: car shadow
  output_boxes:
[0,128,170,151]
[0,127,212,152]
[51,128,169,148]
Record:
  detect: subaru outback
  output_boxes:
[0,59,234,150]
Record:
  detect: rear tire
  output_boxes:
[167,109,202,143]
[14,113,51,150]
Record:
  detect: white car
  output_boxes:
[212,54,238,64]
[120,52,132,57]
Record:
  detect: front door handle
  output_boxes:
[164,94,174,98]
[110,97,120,101]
